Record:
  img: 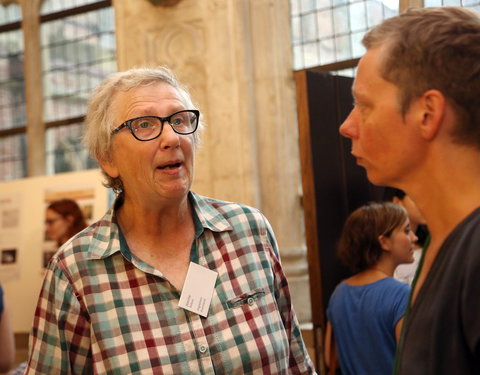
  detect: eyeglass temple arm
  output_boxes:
[111,123,128,135]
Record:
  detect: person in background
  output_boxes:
[45,199,88,247]
[6,200,89,375]
[25,67,315,374]
[383,187,429,285]
[339,7,480,374]
[324,202,416,375]
[0,284,15,373]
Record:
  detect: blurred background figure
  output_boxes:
[383,188,429,285]
[324,202,416,375]
[45,199,88,247]
[0,284,15,373]
[4,199,89,375]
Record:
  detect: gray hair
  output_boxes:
[84,66,203,194]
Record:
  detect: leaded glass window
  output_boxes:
[290,0,399,71]
[41,0,116,175]
[0,133,26,181]
[424,0,480,11]
[0,2,26,180]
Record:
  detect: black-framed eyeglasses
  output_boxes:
[111,109,200,141]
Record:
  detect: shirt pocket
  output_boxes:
[225,288,266,309]
[222,287,290,372]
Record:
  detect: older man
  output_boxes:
[339,7,480,375]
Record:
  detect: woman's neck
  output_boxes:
[369,266,393,278]
[118,195,191,235]
[345,266,392,286]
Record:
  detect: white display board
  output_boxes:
[0,169,109,332]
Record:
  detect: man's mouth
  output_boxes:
[353,155,363,164]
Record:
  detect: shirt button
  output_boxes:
[199,345,208,354]
[247,297,254,306]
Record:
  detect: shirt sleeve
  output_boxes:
[25,262,92,374]
[263,215,317,374]
[391,282,410,329]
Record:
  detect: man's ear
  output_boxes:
[378,234,391,251]
[418,89,446,141]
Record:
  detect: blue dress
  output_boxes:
[327,278,410,375]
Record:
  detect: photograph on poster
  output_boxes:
[43,187,95,269]
[1,249,17,264]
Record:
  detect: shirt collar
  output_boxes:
[85,200,122,260]
[189,191,232,234]
[86,191,232,260]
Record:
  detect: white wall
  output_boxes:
[0,169,109,333]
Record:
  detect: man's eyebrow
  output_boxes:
[352,88,369,103]
[351,89,360,104]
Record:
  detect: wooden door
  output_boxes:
[295,69,384,368]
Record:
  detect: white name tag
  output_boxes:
[178,262,218,317]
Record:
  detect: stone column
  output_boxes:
[19,0,45,176]
[113,0,311,323]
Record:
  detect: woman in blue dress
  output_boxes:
[325,202,417,375]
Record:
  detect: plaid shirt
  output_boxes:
[26,192,316,374]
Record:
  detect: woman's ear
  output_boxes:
[378,234,391,251]
[98,156,119,179]
[65,214,75,226]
